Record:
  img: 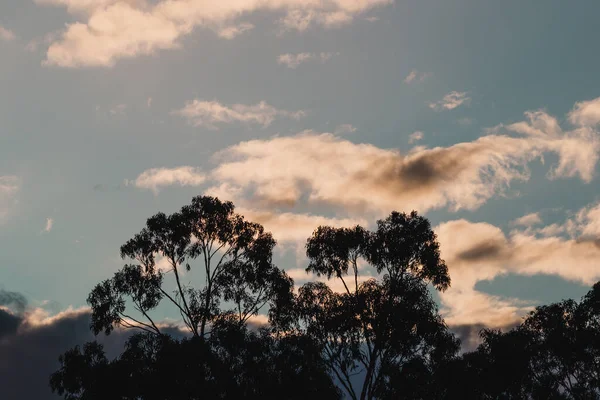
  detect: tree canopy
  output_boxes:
[49,196,600,400]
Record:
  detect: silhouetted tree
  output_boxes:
[443,282,600,399]
[273,211,459,400]
[50,196,339,400]
[88,195,293,338]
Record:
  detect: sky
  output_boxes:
[2,0,600,396]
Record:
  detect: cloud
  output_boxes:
[44,218,54,233]
[277,52,338,68]
[0,306,134,399]
[209,107,598,215]
[238,208,367,244]
[0,26,15,42]
[0,285,192,399]
[127,99,600,331]
[511,212,542,227]
[435,202,600,328]
[25,31,60,52]
[217,22,254,39]
[278,52,313,69]
[429,91,470,111]
[568,96,600,127]
[408,131,424,144]
[131,166,206,193]
[0,176,20,222]
[404,69,430,84]
[35,0,391,67]
[0,290,28,315]
[172,100,305,129]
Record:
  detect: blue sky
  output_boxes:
[2,0,600,331]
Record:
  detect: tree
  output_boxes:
[274,211,459,400]
[50,196,339,400]
[446,282,600,399]
[88,195,293,338]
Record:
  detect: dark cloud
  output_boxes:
[0,290,27,315]
[0,288,190,400]
[0,309,21,339]
[457,239,505,262]
[0,308,133,400]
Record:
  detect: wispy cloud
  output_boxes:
[172,99,305,129]
[44,218,54,233]
[408,131,424,144]
[277,52,338,68]
[511,212,542,227]
[34,0,391,67]
[568,97,600,127]
[217,22,254,39]
[404,69,430,84]
[429,91,470,111]
[130,166,206,193]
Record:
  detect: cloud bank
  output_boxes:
[35,0,392,67]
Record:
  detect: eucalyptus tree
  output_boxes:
[88,195,293,338]
[50,196,342,400]
[275,211,460,400]
[446,282,600,399]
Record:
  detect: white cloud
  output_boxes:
[568,96,600,127]
[404,69,430,84]
[277,52,338,68]
[238,208,367,244]
[408,131,424,144]
[511,212,542,227]
[429,91,470,111]
[132,166,206,193]
[0,26,16,41]
[125,98,600,331]
[436,203,600,327]
[172,99,305,129]
[35,0,391,67]
[44,218,54,232]
[209,108,598,215]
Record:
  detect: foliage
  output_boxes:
[50,197,600,399]
[274,211,459,400]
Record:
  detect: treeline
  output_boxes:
[50,196,600,399]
